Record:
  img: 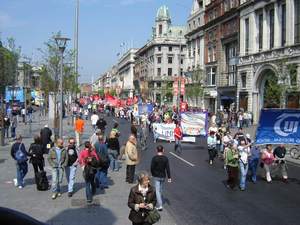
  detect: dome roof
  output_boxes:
[156,5,171,21]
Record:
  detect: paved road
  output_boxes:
[131,125,300,225]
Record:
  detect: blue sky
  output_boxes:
[0,0,193,83]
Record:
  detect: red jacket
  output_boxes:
[78,148,99,166]
[174,127,183,140]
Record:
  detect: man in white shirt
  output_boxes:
[90,112,99,132]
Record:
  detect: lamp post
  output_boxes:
[54,36,70,139]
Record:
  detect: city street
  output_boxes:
[1,114,300,225]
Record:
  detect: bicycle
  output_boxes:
[290,145,300,159]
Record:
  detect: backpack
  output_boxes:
[15,143,27,163]
[35,171,49,191]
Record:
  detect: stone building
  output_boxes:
[238,0,300,123]
[134,5,186,105]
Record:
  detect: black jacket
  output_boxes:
[40,127,52,146]
[96,119,107,129]
[151,155,171,179]
[28,143,44,164]
[128,185,157,223]
[107,137,120,154]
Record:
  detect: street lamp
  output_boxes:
[54,36,70,139]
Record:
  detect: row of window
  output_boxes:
[157,56,184,64]
[157,68,183,76]
[244,3,290,53]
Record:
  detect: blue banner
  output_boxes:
[255,109,300,145]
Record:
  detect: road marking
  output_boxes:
[169,152,195,167]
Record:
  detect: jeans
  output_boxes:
[108,150,119,171]
[85,174,96,201]
[4,127,9,138]
[65,165,77,193]
[16,162,28,187]
[248,158,259,182]
[208,148,217,162]
[28,113,33,122]
[75,131,82,148]
[239,161,248,189]
[11,127,16,139]
[174,140,182,153]
[126,165,135,183]
[51,167,64,193]
[96,168,108,188]
[273,161,288,179]
[32,162,44,174]
[154,177,165,208]
[227,165,238,189]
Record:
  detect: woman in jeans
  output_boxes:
[107,131,120,171]
[79,141,99,203]
[261,144,275,183]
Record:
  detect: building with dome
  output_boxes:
[134,5,187,105]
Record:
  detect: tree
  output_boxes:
[185,66,204,106]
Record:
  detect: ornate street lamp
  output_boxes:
[54,36,70,139]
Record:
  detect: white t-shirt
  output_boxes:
[91,114,99,125]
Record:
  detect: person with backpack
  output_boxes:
[40,125,53,154]
[48,139,68,199]
[28,135,44,174]
[94,135,110,189]
[11,135,28,189]
[65,137,79,197]
[79,141,100,203]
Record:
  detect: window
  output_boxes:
[180,68,183,76]
[198,17,201,26]
[241,73,247,88]
[245,18,250,54]
[169,46,172,52]
[213,46,217,61]
[208,47,213,62]
[157,56,162,64]
[258,13,263,50]
[269,9,275,49]
[295,0,300,43]
[281,4,286,46]
[156,82,161,88]
[159,24,162,35]
[193,20,196,28]
[207,67,216,86]
[158,46,161,52]
[228,65,236,86]
[168,57,173,64]
[157,68,161,76]
[168,68,172,76]
[181,58,184,64]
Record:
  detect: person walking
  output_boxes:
[225,143,239,190]
[48,139,68,199]
[90,111,99,132]
[4,115,10,139]
[150,145,171,211]
[65,137,79,197]
[237,139,251,191]
[128,171,157,225]
[28,135,44,174]
[10,115,17,140]
[174,123,183,154]
[11,135,28,189]
[273,144,288,183]
[21,107,26,123]
[94,135,109,189]
[107,131,120,172]
[207,131,217,165]
[247,145,259,184]
[125,135,140,183]
[78,141,99,203]
[74,115,85,148]
[40,125,53,154]
[261,144,275,183]
[96,116,107,134]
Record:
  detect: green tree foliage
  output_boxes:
[263,71,282,108]
[185,67,204,100]
[0,38,21,97]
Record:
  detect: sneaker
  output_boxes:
[52,193,57,200]
[68,192,73,197]
[13,178,17,187]
[57,193,62,197]
[209,160,213,165]
[18,186,23,189]
[155,207,163,211]
[87,199,92,204]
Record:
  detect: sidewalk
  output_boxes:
[0,113,177,225]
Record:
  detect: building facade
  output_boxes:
[117,48,138,98]
[134,5,187,105]
[238,0,300,123]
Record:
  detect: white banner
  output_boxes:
[181,112,208,136]
[152,123,196,143]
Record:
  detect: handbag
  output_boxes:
[145,208,161,224]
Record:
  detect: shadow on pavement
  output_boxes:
[45,205,117,225]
